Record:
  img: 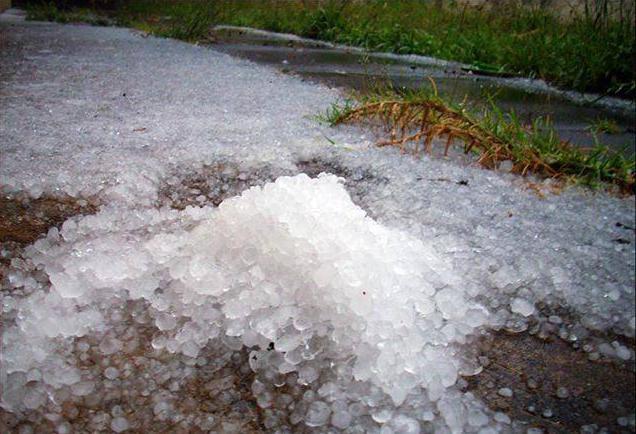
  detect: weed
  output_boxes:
[25,2,61,22]
[305,1,349,41]
[324,84,634,192]
[588,118,622,135]
[26,2,110,26]
[154,3,218,41]
[315,98,356,125]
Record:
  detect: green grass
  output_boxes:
[321,83,635,193]
[588,117,622,135]
[25,2,111,26]
[25,1,636,98]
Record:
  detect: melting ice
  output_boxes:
[2,174,499,432]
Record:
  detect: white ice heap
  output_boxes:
[2,174,490,430]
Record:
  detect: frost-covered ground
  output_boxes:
[1,14,635,434]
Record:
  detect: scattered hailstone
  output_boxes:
[498,160,514,172]
[494,412,511,424]
[497,388,513,398]
[331,410,353,429]
[110,416,129,432]
[613,342,632,360]
[556,386,569,399]
[104,367,120,380]
[0,174,492,432]
[305,401,331,427]
[526,378,539,389]
[510,298,535,317]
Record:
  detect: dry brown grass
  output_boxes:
[326,89,634,193]
[334,99,560,177]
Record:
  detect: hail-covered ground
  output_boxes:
[1,13,635,434]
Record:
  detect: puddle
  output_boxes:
[209,27,635,155]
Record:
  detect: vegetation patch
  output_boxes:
[25,2,111,26]
[588,117,622,135]
[23,1,636,98]
[321,84,635,193]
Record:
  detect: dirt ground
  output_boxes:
[0,195,97,245]
[468,331,635,433]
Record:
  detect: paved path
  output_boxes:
[0,9,349,205]
[0,10,634,434]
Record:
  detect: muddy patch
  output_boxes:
[0,194,98,246]
[157,164,288,210]
[467,331,636,433]
[157,159,385,216]
[0,194,99,282]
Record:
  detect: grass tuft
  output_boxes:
[325,84,634,193]
[152,3,218,41]
[588,117,622,135]
[26,2,111,26]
